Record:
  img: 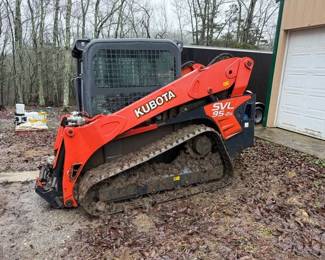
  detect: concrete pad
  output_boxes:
[0,171,38,184]
[255,126,325,159]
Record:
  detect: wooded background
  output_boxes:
[0,0,278,108]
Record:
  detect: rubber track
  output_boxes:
[78,124,233,216]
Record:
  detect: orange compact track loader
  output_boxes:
[35,39,255,216]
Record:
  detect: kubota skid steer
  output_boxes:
[35,39,255,216]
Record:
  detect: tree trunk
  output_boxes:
[174,0,184,41]
[236,0,242,42]
[205,0,210,45]
[187,0,195,44]
[37,0,45,106]
[0,4,5,108]
[115,1,125,38]
[208,0,219,46]
[63,0,72,108]
[94,0,100,38]
[242,0,257,44]
[191,0,199,44]
[129,1,139,38]
[27,0,37,104]
[4,0,17,104]
[196,0,207,45]
[52,0,60,106]
[81,0,90,38]
[94,0,123,38]
[14,0,23,103]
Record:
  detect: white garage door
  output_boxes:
[277,27,325,140]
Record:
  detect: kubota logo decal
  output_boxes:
[211,102,234,117]
[134,90,176,118]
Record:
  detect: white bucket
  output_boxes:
[16,103,25,115]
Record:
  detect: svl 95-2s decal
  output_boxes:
[211,102,234,117]
[203,96,251,139]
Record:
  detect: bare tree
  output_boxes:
[52,0,60,106]
[27,0,38,103]
[255,0,278,46]
[4,0,17,104]
[139,3,152,38]
[81,0,90,38]
[154,0,168,39]
[63,0,72,108]
[14,0,23,103]
[0,2,10,109]
[126,0,140,37]
[0,0,279,107]
[241,0,257,44]
[114,0,126,38]
[37,0,46,106]
[94,0,123,38]
[207,0,228,45]
[185,0,230,45]
[186,0,196,44]
[236,0,242,41]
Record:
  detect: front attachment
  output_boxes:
[35,164,63,208]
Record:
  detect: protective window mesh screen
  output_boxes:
[92,92,149,115]
[92,49,175,89]
[91,49,176,114]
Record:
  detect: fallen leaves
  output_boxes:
[62,138,324,259]
[1,108,324,259]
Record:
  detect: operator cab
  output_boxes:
[72,39,182,116]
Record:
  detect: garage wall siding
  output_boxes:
[267,0,325,127]
[283,0,325,30]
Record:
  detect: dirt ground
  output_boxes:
[0,108,324,259]
[0,107,59,172]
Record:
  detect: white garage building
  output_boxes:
[266,0,325,140]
